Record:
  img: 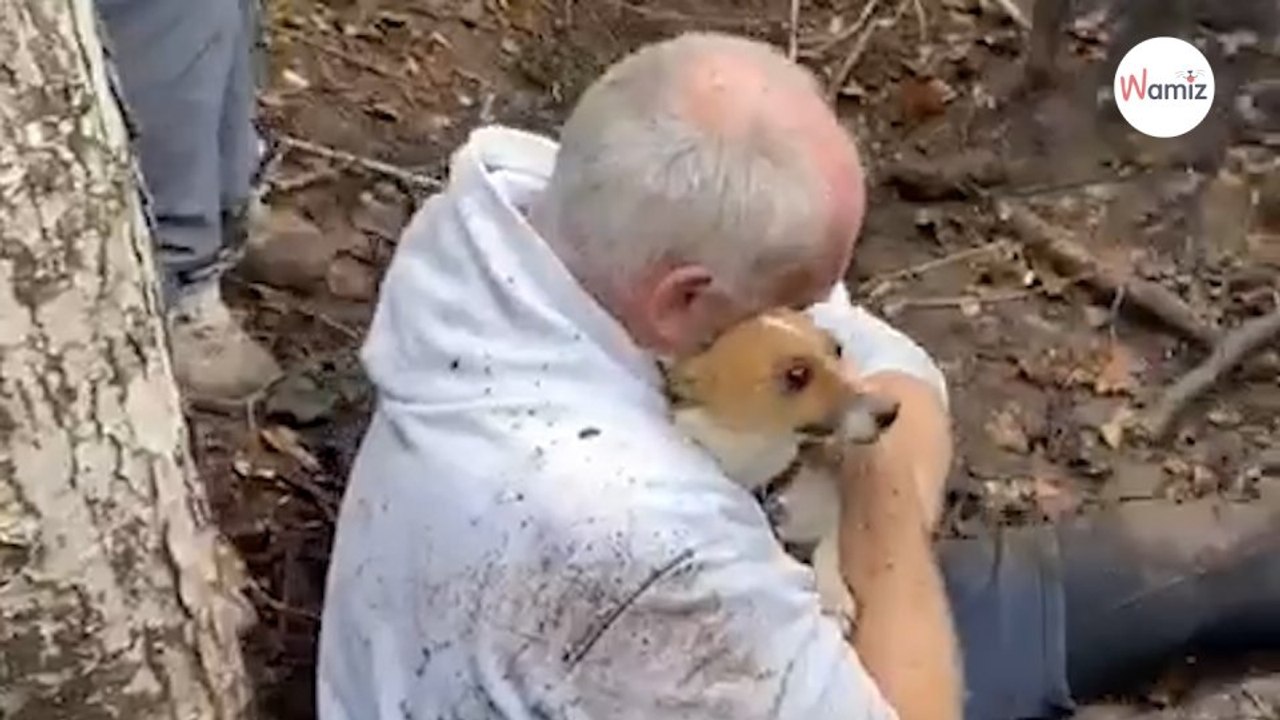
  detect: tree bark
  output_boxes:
[0,1,253,718]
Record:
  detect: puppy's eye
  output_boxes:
[781,362,813,394]
[832,341,843,359]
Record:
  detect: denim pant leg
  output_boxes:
[96,0,260,306]
[940,526,1075,720]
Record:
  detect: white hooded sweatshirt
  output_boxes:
[317,126,948,720]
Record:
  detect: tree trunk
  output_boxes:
[0,1,253,718]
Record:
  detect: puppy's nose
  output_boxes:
[871,396,900,430]
[840,392,901,444]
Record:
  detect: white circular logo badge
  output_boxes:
[1113,36,1215,138]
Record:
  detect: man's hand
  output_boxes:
[836,370,962,720]
[855,370,953,531]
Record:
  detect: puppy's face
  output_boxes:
[666,309,899,444]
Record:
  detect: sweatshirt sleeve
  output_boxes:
[807,282,949,410]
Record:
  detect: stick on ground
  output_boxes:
[1141,308,1280,439]
[1004,205,1219,348]
[278,134,442,191]
[824,0,883,103]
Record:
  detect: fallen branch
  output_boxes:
[869,239,1014,286]
[243,281,364,340]
[1141,308,1280,439]
[278,134,442,191]
[806,0,879,57]
[1003,205,1219,348]
[882,282,1079,314]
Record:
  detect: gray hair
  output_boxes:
[538,32,829,304]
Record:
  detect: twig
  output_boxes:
[825,0,909,104]
[869,240,1014,285]
[788,0,801,60]
[274,472,340,524]
[248,282,364,341]
[605,0,782,28]
[825,1,884,103]
[885,284,1072,312]
[264,167,342,197]
[987,0,1031,29]
[1141,308,1280,439]
[1003,205,1219,348]
[276,28,406,83]
[912,0,927,38]
[278,134,442,191]
[246,578,322,623]
[807,0,879,58]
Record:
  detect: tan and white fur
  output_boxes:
[663,309,900,634]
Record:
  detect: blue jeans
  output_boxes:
[96,0,263,306]
[942,508,1280,719]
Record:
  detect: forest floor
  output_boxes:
[187,0,1280,717]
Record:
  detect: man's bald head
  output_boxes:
[533,32,866,355]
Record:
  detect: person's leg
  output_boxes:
[939,524,1075,720]
[217,0,268,268]
[97,0,280,400]
[96,0,232,299]
[1058,491,1280,700]
[940,485,1280,720]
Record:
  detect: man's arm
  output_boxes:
[839,370,962,720]
[806,282,961,718]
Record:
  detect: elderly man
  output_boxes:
[319,32,1280,720]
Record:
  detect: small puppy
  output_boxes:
[663,308,899,633]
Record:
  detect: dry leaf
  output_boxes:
[1098,404,1133,449]
[1094,340,1138,395]
[900,77,953,123]
[260,425,322,472]
[1033,475,1080,520]
[232,452,277,480]
[985,406,1029,453]
[281,68,310,90]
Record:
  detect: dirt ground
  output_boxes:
[189,0,1280,717]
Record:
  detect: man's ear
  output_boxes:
[644,264,715,354]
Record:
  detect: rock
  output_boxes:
[240,208,337,294]
[264,372,341,426]
[351,190,408,241]
[326,254,379,301]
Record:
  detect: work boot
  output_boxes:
[168,279,282,402]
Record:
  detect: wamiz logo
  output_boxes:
[1114,37,1215,138]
